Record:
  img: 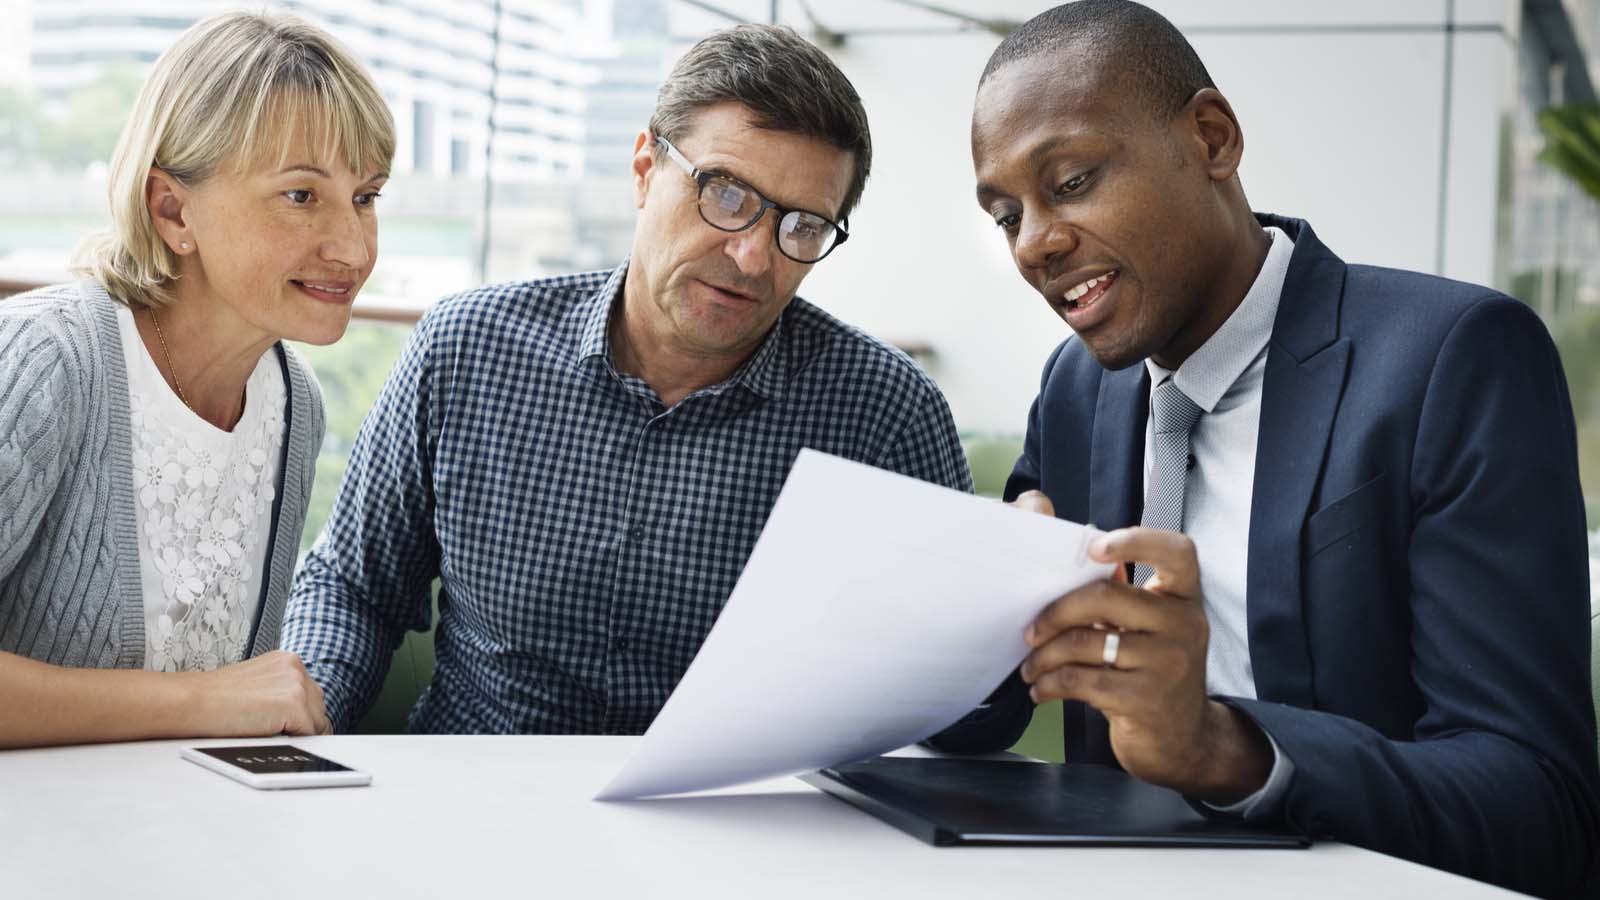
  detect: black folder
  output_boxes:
[801,757,1310,848]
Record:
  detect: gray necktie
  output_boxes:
[1135,378,1203,587]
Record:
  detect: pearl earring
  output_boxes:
[179,242,190,250]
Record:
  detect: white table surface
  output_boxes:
[0,736,1518,899]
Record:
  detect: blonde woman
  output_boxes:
[0,11,394,747]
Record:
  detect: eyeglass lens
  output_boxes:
[697,174,838,263]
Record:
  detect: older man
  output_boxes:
[283,25,969,735]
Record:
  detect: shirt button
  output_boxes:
[627,525,646,541]
[613,637,631,652]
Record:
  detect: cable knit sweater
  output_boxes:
[0,280,323,668]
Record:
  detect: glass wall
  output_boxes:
[1509,3,1600,530]
[0,0,678,550]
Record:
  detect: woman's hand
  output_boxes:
[182,651,331,737]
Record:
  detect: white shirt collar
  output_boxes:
[1146,225,1295,411]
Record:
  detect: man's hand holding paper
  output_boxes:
[596,450,1113,800]
[1011,491,1273,806]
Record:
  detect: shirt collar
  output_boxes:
[728,311,788,401]
[575,260,628,366]
[1145,225,1295,411]
[573,257,790,403]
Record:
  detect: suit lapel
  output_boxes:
[1089,364,1149,531]
[1247,217,1351,709]
[1068,362,1147,764]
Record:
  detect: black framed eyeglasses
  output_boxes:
[655,134,849,264]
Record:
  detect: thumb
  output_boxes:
[1010,490,1056,518]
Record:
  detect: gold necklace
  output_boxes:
[147,307,193,411]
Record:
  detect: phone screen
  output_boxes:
[192,744,355,775]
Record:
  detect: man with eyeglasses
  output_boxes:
[281,25,971,735]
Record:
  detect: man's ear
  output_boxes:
[1183,88,1245,183]
[145,168,194,255]
[631,130,656,210]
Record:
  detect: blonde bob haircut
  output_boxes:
[75,10,396,309]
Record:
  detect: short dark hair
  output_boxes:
[649,24,871,221]
[981,0,1215,119]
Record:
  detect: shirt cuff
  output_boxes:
[304,663,355,733]
[1203,727,1294,818]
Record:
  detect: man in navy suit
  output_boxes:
[939,2,1599,895]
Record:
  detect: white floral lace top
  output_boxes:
[115,305,285,672]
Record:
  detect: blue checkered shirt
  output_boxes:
[282,263,972,733]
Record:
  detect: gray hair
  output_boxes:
[648,24,871,221]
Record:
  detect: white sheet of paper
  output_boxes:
[595,449,1114,801]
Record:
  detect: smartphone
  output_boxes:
[180,744,372,790]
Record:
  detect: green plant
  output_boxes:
[1537,104,1600,201]
[960,433,1024,498]
[292,321,413,551]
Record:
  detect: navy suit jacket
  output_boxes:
[938,216,1600,896]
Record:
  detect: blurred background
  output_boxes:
[2,0,1598,601]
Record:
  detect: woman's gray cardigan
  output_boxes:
[0,279,324,668]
